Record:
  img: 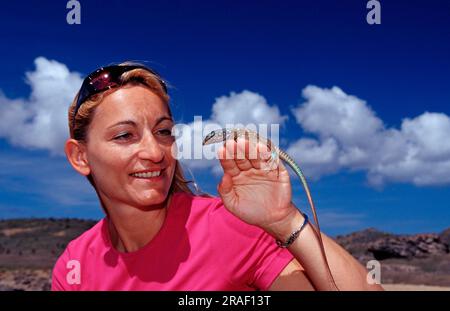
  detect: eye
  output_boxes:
[205,131,215,140]
[113,132,133,140]
[156,128,173,136]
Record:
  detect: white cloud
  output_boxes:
[0,57,82,155]
[174,117,222,171]
[289,85,450,186]
[211,90,287,126]
[286,137,339,179]
[401,112,450,161]
[293,86,384,147]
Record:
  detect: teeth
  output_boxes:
[131,171,161,178]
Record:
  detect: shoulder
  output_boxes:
[64,218,106,258]
[51,219,106,290]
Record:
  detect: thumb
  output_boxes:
[217,173,236,205]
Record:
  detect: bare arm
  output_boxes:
[268,208,384,291]
[269,259,315,291]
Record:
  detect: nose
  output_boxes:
[136,132,165,163]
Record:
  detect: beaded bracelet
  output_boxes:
[275,212,309,248]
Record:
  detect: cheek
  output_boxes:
[88,147,129,177]
[164,147,177,170]
[165,158,177,179]
[162,153,177,185]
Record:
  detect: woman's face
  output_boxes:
[84,85,176,210]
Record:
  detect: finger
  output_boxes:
[234,138,253,171]
[218,143,240,177]
[249,140,271,169]
[217,173,237,208]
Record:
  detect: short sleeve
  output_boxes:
[208,199,294,290]
[51,248,70,291]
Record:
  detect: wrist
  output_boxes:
[265,204,306,241]
[276,211,309,248]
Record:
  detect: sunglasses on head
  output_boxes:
[73,65,168,121]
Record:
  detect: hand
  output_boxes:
[217,137,299,237]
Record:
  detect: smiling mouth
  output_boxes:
[129,169,164,179]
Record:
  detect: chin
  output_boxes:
[136,189,170,207]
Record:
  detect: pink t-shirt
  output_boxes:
[51,192,293,291]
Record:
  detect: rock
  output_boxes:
[439,228,450,247]
[368,234,448,260]
[335,228,393,259]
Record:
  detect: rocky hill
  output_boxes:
[0,218,449,290]
[0,218,96,290]
[335,228,450,286]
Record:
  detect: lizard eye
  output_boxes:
[203,131,216,144]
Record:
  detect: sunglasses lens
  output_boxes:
[90,71,118,91]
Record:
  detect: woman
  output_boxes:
[52,63,383,291]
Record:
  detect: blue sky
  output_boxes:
[0,0,449,235]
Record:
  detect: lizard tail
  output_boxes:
[277,148,339,291]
